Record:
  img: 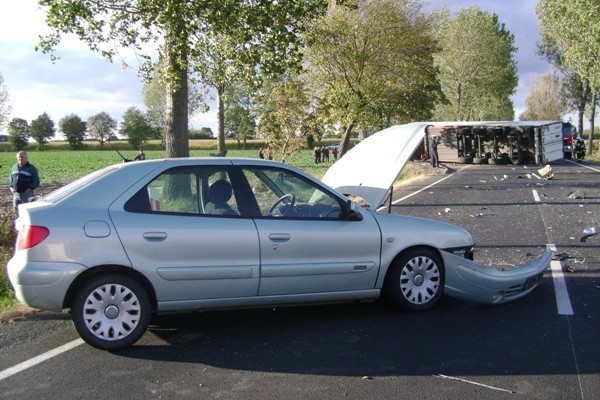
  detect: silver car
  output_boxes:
[7,124,552,350]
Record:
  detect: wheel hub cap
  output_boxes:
[413,274,424,286]
[105,305,119,319]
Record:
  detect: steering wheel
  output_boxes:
[268,194,296,216]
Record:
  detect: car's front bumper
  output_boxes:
[441,249,552,305]
[7,257,87,311]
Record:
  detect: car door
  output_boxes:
[241,166,382,296]
[109,166,260,305]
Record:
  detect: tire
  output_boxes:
[384,248,444,311]
[72,273,151,351]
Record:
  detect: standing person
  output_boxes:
[323,146,330,162]
[9,151,40,215]
[258,148,264,159]
[429,136,439,168]
[332,146,339,161]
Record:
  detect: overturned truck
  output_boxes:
[423,121,564,165]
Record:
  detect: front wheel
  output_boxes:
[72,273,151,350]
[384,248,444,311]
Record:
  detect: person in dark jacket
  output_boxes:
[429,136,439,168]
[9,151,40,215]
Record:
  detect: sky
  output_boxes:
[0,0,555,137]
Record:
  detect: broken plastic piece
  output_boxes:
[580,226,598,243]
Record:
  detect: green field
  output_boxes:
[0,139,343,186]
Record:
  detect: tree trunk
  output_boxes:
[339,121,356,158]
[588,90,597,155]
[576,77,589,140]
[217,83,226,154]
[164,29,190,158]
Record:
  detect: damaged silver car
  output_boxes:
[7,123,551,350]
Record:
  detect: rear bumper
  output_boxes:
[7,257,87,311]
[441,249,552,305]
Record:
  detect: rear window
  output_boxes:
[42,165,121,203]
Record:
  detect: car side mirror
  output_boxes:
[342,200,363,221]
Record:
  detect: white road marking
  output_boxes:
[379,168,463,211]
[436,374,515,393]
[0,338,84,382]
[532,189,541,202]
[547,244,574,315]
[565,159,600,172]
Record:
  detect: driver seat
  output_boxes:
[205,180,238,216]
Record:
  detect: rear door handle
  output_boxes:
[143,232,167,241]
[269,233,291,242]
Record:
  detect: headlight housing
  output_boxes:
[443,246,474,260]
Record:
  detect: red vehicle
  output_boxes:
[562,122,574,159]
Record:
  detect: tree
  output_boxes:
[7,118,29,151]
[59,114,87,149]
[224,84,256,148]
[189,2,328,155]
[119,107,155,149]
[433,6,518,121]
[519,73,567,120]
[38,0,328,158]
[29,112,56,150]
[537,37,590,145]
[87,112,117,148]
[303,0,442,157]
[537,1,600,154]
[0,72,11,131]
[142,63,207,139]
[537,0,600,93]
[256,75,317,163]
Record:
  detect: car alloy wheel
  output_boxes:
[72,273,151,350]
[384,247,444,311]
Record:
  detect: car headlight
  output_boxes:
[443,246,474,260]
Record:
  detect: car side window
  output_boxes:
[242,167,342,219]
[124,167,240,216]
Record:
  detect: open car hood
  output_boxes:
[322,123,427,209]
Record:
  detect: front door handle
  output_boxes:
[143,232,167,241]
[269,233,291,242]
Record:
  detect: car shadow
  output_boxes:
[116,279,597,377]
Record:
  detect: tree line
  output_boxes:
[520,0,599,155]
[4,108,161,151]
[7,1,595,159]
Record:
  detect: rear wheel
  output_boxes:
[72,273,151,350]
[384,248,444,311]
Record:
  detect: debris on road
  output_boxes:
[537,165,554,180]
[580,226,599,242]
[567,190,587,199]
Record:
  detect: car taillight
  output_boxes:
[17,225,50,250]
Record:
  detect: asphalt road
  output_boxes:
[0,159,598,400]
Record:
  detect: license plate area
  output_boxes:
[524,272,544,290]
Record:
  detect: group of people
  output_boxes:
[313,146,338,163]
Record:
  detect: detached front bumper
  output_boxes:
[441,249,552,305]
